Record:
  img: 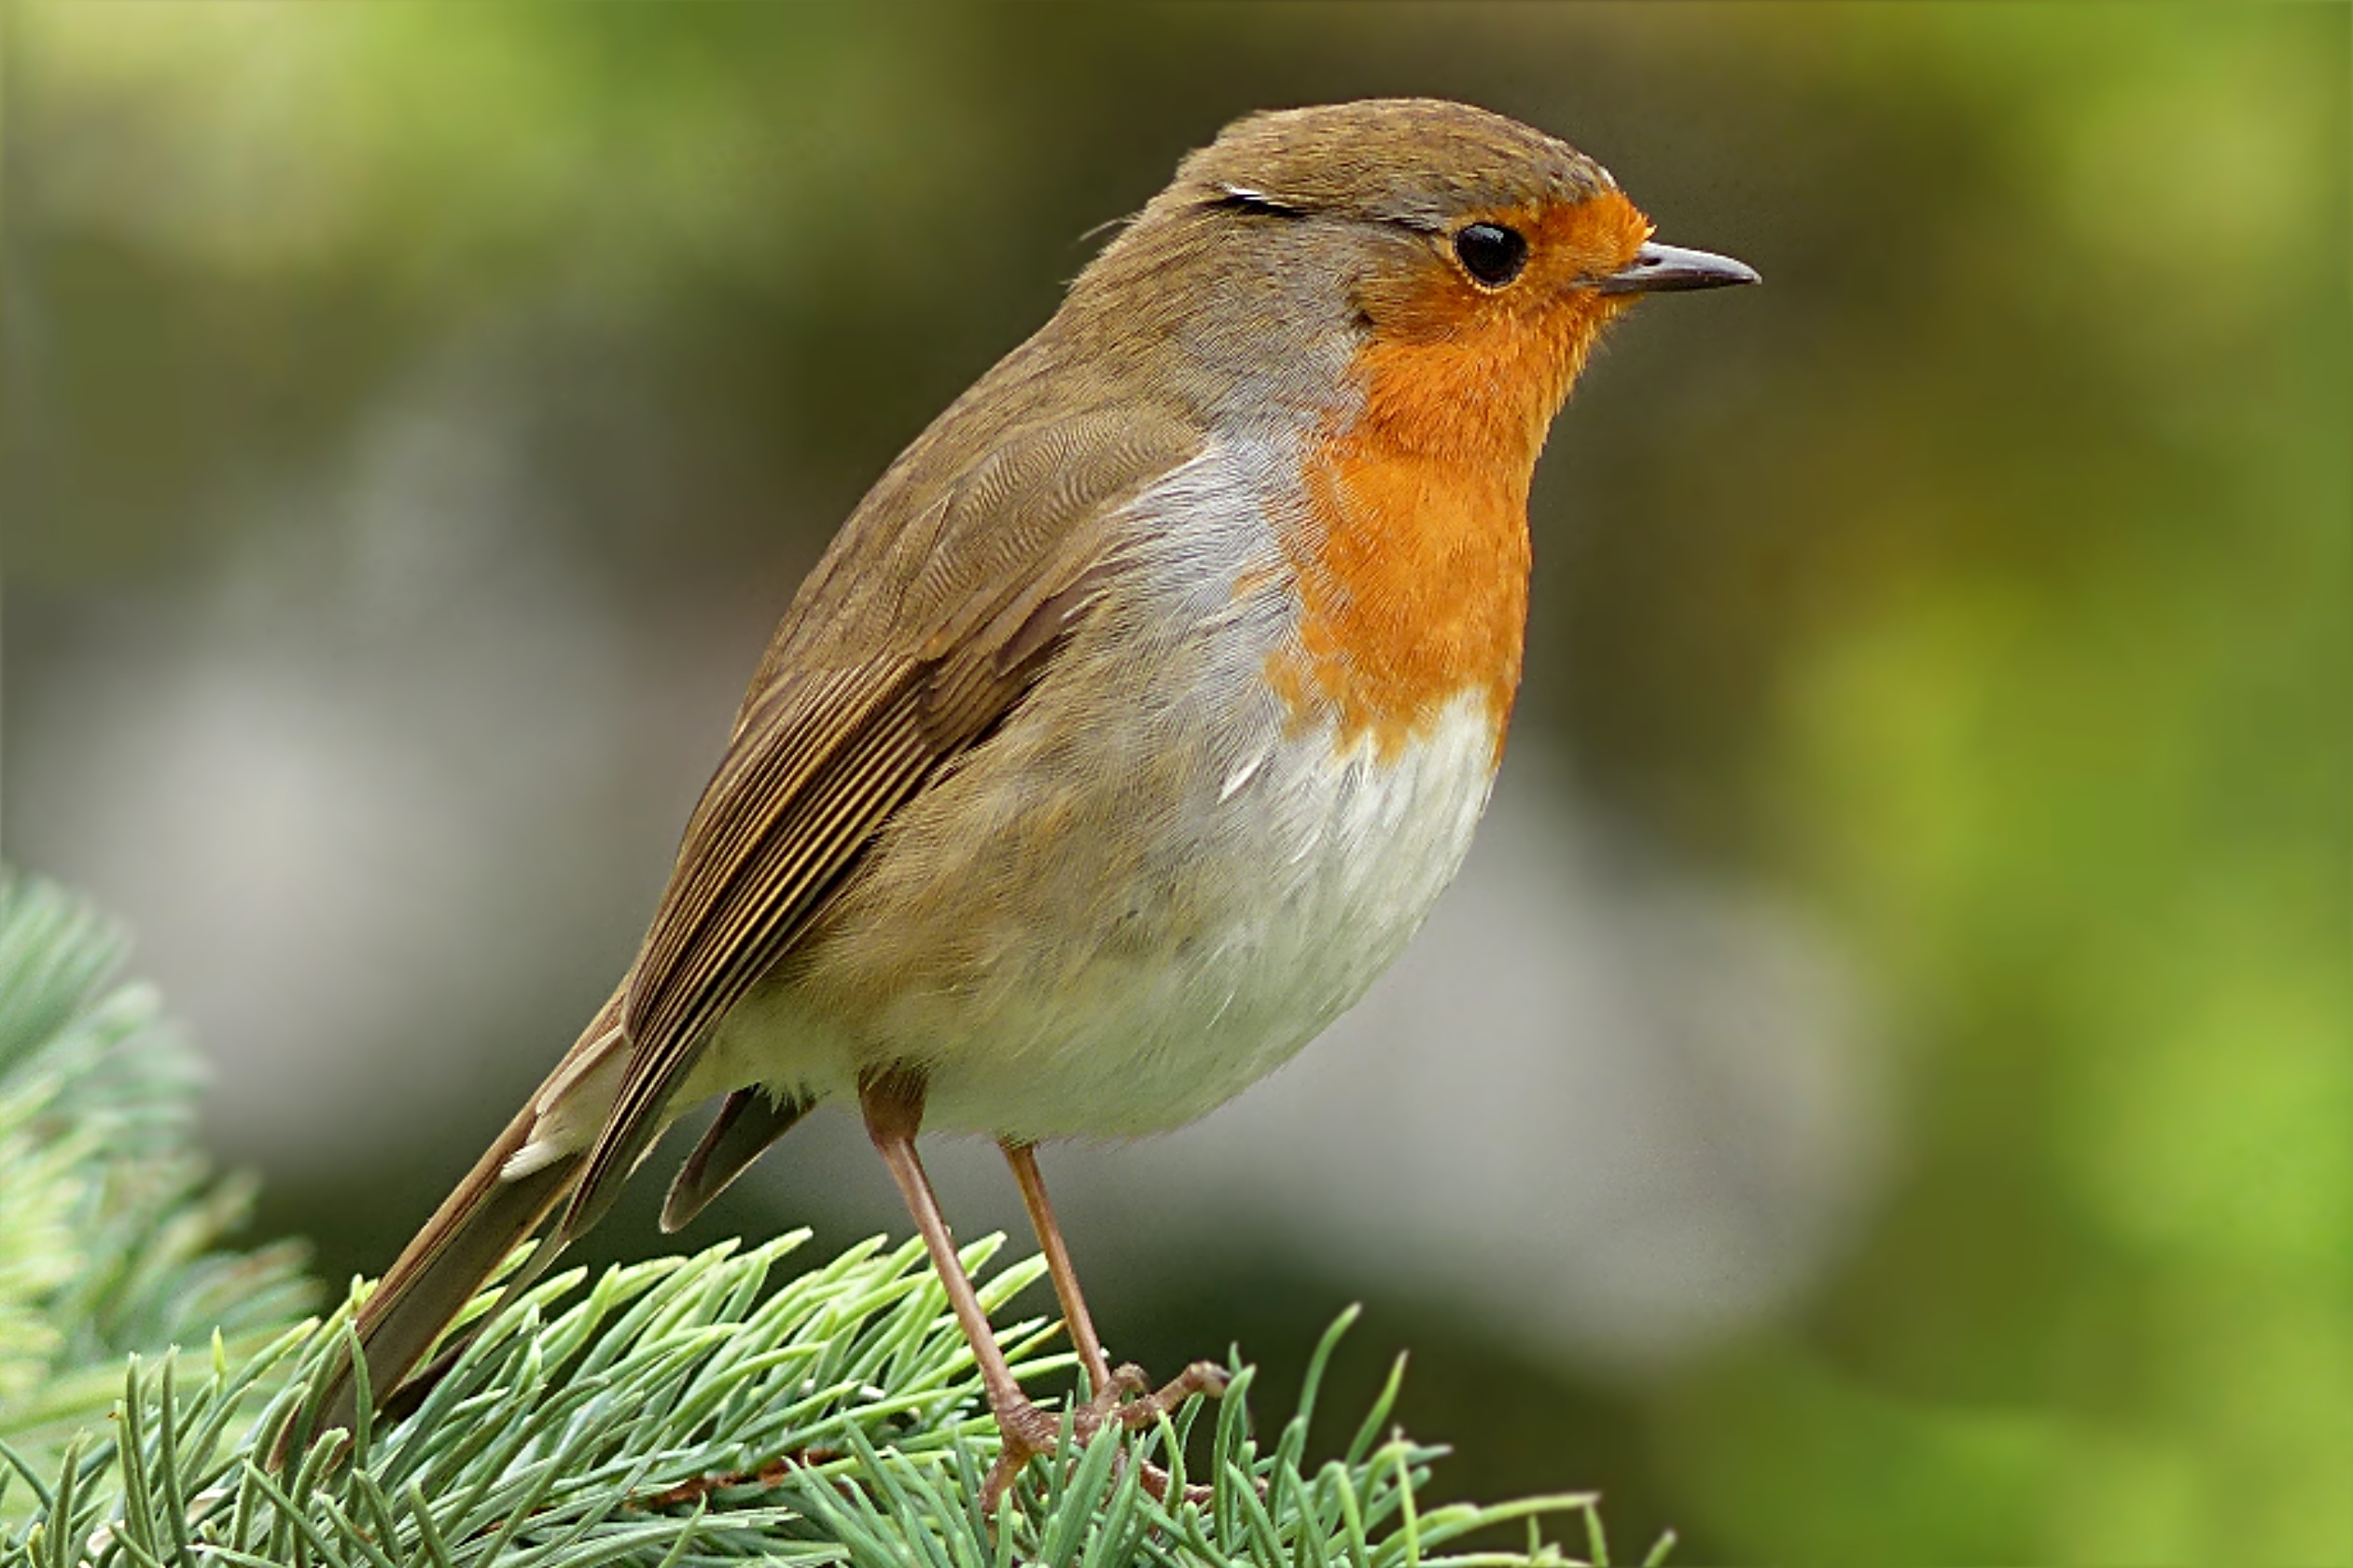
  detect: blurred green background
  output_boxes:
[5,5,2346,1563]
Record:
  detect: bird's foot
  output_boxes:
[1084,1359,1231,1435]
[980,1360,1231,1510]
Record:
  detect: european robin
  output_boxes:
[281,98,1757,1499]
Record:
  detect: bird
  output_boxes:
[277,97,1757,1502]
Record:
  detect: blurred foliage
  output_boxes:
[0,873,312,1481]
[7,4,2346,1564]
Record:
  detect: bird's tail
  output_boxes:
[270,990,626,1467]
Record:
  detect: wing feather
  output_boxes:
[562,672,936,1237]
[554,408,1202,1242]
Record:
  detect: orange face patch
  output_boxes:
[1268,190,1652,761]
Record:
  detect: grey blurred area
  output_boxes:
[12,5,2342,1562]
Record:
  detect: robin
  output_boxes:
[281,97,1757,1501]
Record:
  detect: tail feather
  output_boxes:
[272,992,628,1468]
[272,1099,579,1464]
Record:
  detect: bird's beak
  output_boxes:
[1595,241,1761,295]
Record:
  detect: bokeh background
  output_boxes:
[6,5,2346,1562]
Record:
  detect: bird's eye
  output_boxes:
[1454,223,1529,287]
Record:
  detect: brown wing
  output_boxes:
[554,407,1202,1242]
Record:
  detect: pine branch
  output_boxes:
[0,871,1662,1568]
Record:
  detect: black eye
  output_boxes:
[1454,223,1528,286]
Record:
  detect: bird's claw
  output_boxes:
[978,1359,1232,1510]
[1079,1358,1229,1433]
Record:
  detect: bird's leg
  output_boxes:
[999,1139,1116,1397]
[859,1068,1060,1508]
[1000,1140,1229,1483]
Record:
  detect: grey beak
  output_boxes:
[1596,241,1761,295]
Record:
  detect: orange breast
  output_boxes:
[1268,391,1530,763]
[1267,189,1650,764]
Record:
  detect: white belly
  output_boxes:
[699,689,1500,1141]
[952,692,1498,1136]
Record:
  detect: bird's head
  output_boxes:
[1080,98,1756,469]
